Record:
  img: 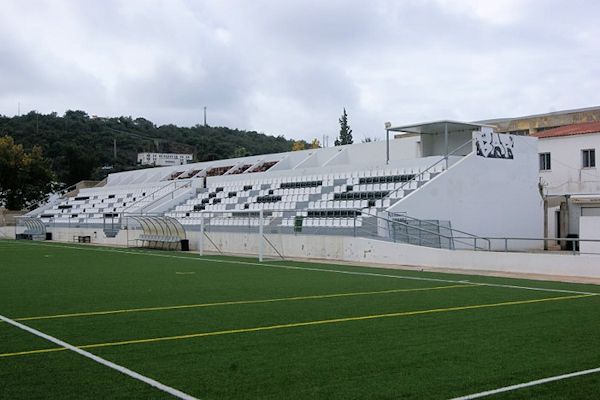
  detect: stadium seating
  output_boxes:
[29,133,458,236]
[164,165,443,230]
[38,184,168,224]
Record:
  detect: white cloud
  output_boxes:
[433,0,532,25]
[0,0,599,141]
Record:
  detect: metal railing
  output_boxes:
[388,212,491,251]
[353,212,448,249]
[462,236,600,255]
[385,137,474,200]
[355,208,492,250]
[25,183,78,215]
[121,180,192,217]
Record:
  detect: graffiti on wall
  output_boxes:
[475,132,514,159]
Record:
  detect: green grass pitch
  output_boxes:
[1,240,600,399]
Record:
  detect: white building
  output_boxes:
[137,152,193,166]
[535,121,600,251]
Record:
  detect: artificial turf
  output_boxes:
[1,240,599,399]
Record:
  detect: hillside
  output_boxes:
[0,110,298,185]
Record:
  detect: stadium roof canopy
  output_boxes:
[388,120,495,135]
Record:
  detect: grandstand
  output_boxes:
[22,120,542,256]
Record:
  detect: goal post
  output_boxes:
[194,209,287,262]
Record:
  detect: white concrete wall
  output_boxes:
[107,136,424,187]
[6,227,600,280]
[193,232,600,279]
[421,131,472,157]
[539,132,600,195]
[388,135,543,249]
[47,227,142,246]
[580,216,600,254]
[0,226,14,239]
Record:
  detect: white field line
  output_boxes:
[6,241,600,296]
[448,366,600,399]
[0,314,199,400]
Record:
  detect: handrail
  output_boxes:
[356,208,489,250]
[25,183,78,213]
[355,213,445,249]
[385,137,475,200]
[388,212,491,250]
[121,180,192,216]
[387,214,456,249]
[139,181,192,214]
[460,236,600,255]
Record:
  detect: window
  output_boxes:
[539,152,551,171]
[582,149,596,168]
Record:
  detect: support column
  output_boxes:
[444,123,449,169]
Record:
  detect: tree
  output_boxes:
[0,110,299,183]
[334,108,353,146]
[0,136,55,210]
[291,140,306,151]
[362,136,379,143]
[232,146,250,158]
[310,138,321,149]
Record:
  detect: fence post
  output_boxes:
[504,238,508,252]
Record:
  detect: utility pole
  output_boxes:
[113,139,117,160]
[17,102,20,116]
[203,106,207,127]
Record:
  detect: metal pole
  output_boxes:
[543,197,548,251]
[444,123,449,169]
[198,216,204,256]
[386,129,390,165]
[259,209,264,262]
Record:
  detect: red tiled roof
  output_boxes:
[533,121,600,138]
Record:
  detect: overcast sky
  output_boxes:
[1,0,599,142]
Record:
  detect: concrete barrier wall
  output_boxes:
[0,225,14,239]
[190,231,600,279]
[3,226,600,280]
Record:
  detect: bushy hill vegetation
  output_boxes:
[0,110,298,186]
